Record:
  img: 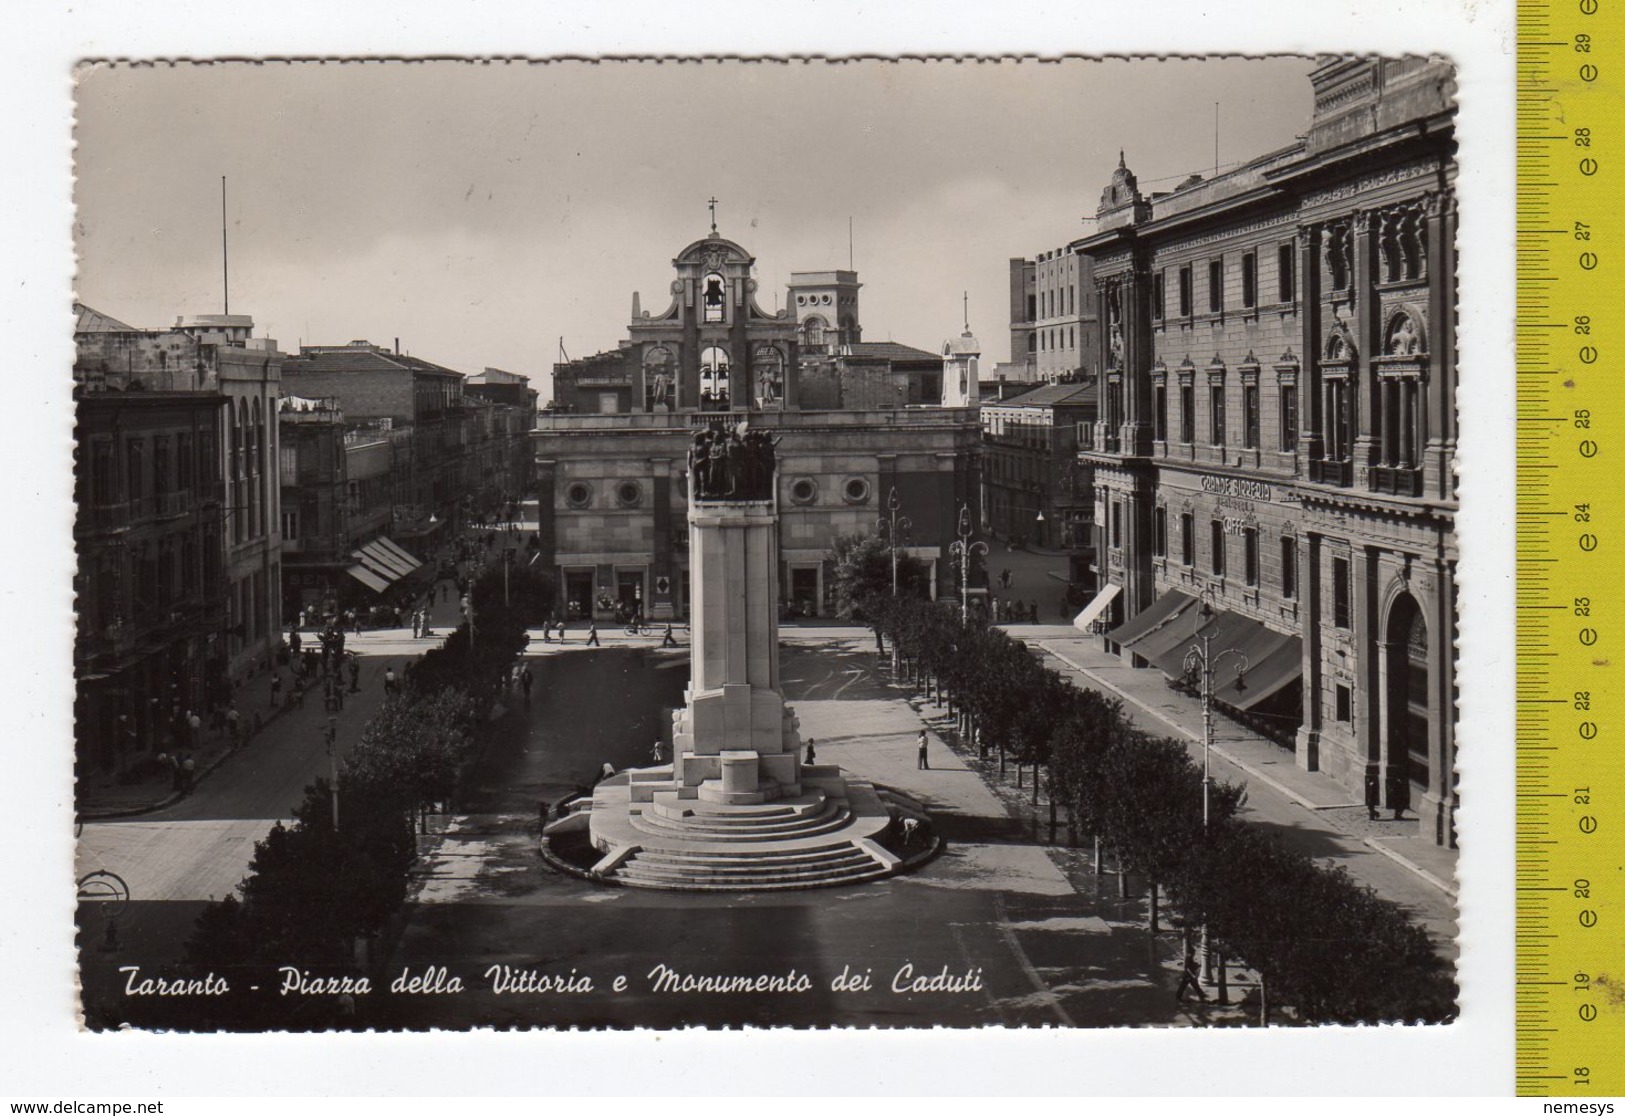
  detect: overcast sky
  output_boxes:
[73,57,1318,400]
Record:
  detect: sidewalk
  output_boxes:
[76,635,429,819]
[1035,633,1459,953]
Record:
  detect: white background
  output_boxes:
[0,0,1514,1099]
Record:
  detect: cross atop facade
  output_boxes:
[708,196,719,236]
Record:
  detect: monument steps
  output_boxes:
[611,843,890,890]
[629,803,853,842]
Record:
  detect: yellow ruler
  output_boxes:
[1518,0,1625,1096]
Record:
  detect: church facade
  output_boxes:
[536,229,982,622]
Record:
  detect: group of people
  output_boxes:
[990,597,1040,624]
[687,420,778,501]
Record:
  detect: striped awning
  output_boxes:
[344,562,392,594]
[1072,584,1122,632]
[348,537,425,587]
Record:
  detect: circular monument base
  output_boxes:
[569,766,914,891]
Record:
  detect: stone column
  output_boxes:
[1121,260,1154,457]
[669,499,801,802]
[1298,225,1324,464]
[1423,191,1456,499]
[1295,531,1322,771]
[1352,211,1379,471]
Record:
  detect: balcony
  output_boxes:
[1370,464,1424,497]
[1308,457,1352,487]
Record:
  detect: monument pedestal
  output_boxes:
[585,491,904,890]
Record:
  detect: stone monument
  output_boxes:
[582,421,902,890]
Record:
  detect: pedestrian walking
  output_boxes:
[1386,767,1409,821]
[411,610,421,639]
[384,667,397,695]
[520,666,533,705]
[916,730,930,770]
[1175,928,1207,1003]
[804,738,816,765]
[556,619,567,642]
[270,671,283,707]
[159,752,181,792]
[180,754,196,795]
[348,657,361,693]
[187,709,202,748]
[226,705,242,747]
[585,620,600,647]
[542,622,552,643]
[1028,600,1038,623]
[1365,767,1382,821]
[661,623,677,648]
[651,740,665,764]
[442,583,450,604]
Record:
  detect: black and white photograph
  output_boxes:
[63,47,1469,1033]
[63,52,1464,1036]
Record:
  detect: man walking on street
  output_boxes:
[349,656,361,693]
[520,665,533,706]
[270,671,282,707]
[585,619,600,646]
[917,730,930,770]
[661,623,677,648]
[384,666,397,696]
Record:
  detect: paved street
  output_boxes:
[374,641,1202,1029]
[78,584,1456,1028]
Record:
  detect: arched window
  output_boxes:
[700,345,731,409]
[703,272,726,323]
[644,346,674,410]
[803,315,828,350]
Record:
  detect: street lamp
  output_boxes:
[877,487,912,597]
[1035,508,1046,549]
[948,504,989,623]
[1181,592,1247,983]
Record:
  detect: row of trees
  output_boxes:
[863,591,1457,1025]
[180,561,553,1021]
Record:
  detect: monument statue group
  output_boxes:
[688,420,778,501]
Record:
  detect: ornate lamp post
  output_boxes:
[1181,592,1248,982]
[877,487,912,597]
[948,504,988,623]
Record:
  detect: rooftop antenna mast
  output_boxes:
[1214,103,1220,178]
[848,216,854,271]
[221,176,229,315]
[708,196,719,236]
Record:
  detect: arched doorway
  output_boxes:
[1385,592,1429,813]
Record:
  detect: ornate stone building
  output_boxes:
[1077,57,1458,845]
[536,228,983,621]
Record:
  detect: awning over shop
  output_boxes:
[1221,633,1304,710]
[371,537,423,576]
[1072,584,1122,632]
[355,539,417,580]
[1106,589,1195,651]
[1147,606,1301,709]
[347,537,426,590]
[344,562,392,594]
